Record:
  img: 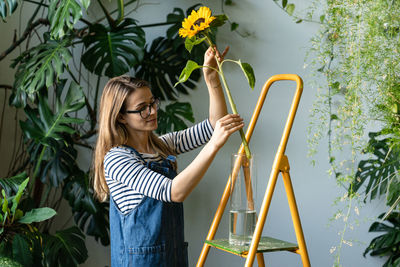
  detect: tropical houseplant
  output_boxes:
[0,0,235,265]
[275,0,400,265]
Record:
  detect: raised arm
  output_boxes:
[203,46,229,128]
[171,113,243,202]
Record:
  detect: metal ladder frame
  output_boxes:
[196,74,311,267]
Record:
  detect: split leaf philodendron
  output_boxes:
[175,6,255,159]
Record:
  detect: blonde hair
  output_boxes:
[92,75,176,202]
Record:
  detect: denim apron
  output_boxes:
[109,146,188,267]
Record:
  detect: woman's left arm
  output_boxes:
[203,46,229,128]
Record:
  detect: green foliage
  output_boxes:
[238,61,255,90]
[175,60,202,86]
[364,212,400,266]
[0,257,23,267]
[48,0,90,39]
[351,132,400,203]
[0,0,18,21]
[136,37,201,100]
[43,226,87,266]
[1,1,222,265]
[12,35,72,100]
[0,172,27,196]
[63,171,110,245]
[82,18,145,77]
[157,102,195,135]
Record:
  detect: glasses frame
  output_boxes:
[125,98,160,119]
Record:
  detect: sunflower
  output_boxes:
[179,6,215,38]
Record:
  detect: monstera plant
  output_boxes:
[0,0,220,265]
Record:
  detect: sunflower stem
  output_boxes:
[204,35,251,159]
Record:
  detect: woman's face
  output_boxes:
[119,87,158,134]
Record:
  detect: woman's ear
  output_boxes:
[117,114,126,124]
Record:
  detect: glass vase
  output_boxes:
[229,153,257,246]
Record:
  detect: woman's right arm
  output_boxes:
[170,113,244,202]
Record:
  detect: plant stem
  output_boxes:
[205,36,251,158]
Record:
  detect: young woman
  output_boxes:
[92,46,244,267]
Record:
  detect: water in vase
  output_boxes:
[229,209,256,246]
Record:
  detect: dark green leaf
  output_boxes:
[230,22,239,31]
[18,207,56,224]
[48,0,86,39]
[43,226,88,267]
[135,37,202,101]
[238,61,256,90]
[12,234,32,267]
[350,132,400,202]
[330,114,338,121]
[209,14,228,28]
[295,19,303,24]
[0,0,18,21]
[364,212,400,266]
[0,172,27,196]
[82,18,145,77]
[282,0,288,8]
[157,102,195,135]
[12,37,71,99]
[63,171,110,245]
[286,3,295,16]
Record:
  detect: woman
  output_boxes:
[92,46,244,267]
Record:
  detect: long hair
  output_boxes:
[92,75,176,202]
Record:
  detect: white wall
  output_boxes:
[0,1,387,266]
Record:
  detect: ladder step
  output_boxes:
[205,236,298,257]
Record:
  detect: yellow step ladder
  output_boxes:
[196,74,311,267]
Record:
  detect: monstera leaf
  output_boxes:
[350,132,400,201]
[135,37,201,100]
[20,81,85,146]
[63,170,110,245]
[12,35,72,99]
[82,18,145,77]
[40,138,77,186]
[48,0,90,39]
[43,226,88,267]
[364,212,400,266]
[157,102,195,135]
[0,0,18,21]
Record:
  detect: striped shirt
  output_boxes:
[104,119,214,214]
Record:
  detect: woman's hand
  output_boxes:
[203,45,229,85]
[209,114,244,150]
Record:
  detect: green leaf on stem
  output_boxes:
[18,207,57,224]
[231,22,239,31]
[184,36,206,53]
[238,60,256,90]
[11,178,29,216]
[48,0,86,39]
[175,60,202,86]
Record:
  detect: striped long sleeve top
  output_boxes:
[104,119,214,214]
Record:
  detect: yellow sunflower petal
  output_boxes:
[178,6,215,38]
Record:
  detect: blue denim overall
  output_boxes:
[109,146,188,267]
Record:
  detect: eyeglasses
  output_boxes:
[125,98,160,119]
